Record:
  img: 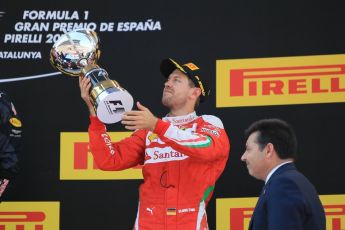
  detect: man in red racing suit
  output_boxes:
[80,58,230,230]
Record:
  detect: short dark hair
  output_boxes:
[245,118,298,160]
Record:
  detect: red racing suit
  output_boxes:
[88,112,230,230]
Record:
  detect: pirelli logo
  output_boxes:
[60,132,143,180]
[0,202,59,230]
[216,54,345,107]
[216,194,345,230]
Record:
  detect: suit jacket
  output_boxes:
[249,163,326,230]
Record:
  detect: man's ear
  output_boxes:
[265,143,275,158]
[191,87,201,100]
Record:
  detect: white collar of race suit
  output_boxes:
[163,111,198,126]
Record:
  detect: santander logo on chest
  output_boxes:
[145,146,188,164]
[144,125,196,164]
[144,113,198,164]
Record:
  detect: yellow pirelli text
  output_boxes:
[216,54,345,107]
[0,201,60,230]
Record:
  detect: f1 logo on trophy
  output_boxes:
[50,29,134,124]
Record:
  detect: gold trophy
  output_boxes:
[50,29,133,124]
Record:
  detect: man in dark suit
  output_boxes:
[241,118,325,230]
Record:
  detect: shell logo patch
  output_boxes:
[9,117,22,127]
[148,133,158,142]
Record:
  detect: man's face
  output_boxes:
[162,69,195,109]
[241,131,268,181]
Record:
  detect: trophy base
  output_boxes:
[95,87,134,124]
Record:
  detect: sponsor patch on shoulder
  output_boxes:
[201,127,220,137]
[9,117,22,127]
